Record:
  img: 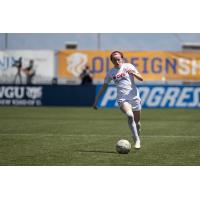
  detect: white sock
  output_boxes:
[126,110,140,143]
[136,121,141,135]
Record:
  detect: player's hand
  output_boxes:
[93,103,98,110]
[127,69,137,75]
[127,69,143,81]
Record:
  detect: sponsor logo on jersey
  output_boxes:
[113,73,126,80]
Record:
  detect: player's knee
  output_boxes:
[125,110,134,121]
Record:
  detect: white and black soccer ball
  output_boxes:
[116,139,131,154]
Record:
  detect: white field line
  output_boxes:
[0,133,200,138]
[142,135,200,138]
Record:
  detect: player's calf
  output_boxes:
[136,121,141,136]
[125,110,140,144]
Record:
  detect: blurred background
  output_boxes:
[1,33,200,50]
[0,33,200,107]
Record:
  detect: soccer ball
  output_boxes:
[116,139,131,154]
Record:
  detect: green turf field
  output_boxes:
[0,107,200,166]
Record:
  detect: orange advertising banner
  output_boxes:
[58,50,200,81]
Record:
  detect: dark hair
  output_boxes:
[110,51,124,61]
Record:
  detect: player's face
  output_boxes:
[111,53,123,67]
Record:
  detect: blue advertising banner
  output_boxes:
[0,85,96,106]
[96,84,200,108]
[1,84,200,108]
[0,85,43,106]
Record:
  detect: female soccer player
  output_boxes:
[93,51,143,149]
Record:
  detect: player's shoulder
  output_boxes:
[106,68,115,77]
[123,63,136,68]
[106,68,113,74]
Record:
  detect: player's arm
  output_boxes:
[127,69,143,81]
[93,83,108,110]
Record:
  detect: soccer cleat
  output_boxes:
[134,140,141,149]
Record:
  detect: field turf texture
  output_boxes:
[0,107,200,166]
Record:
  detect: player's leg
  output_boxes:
[133,110,141,135]
[131,98,142,149]
[119,101,140,148]
[132,98,142,136]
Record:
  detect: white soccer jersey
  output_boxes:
[104,63,141,101]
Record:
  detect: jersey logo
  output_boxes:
[113,72,126,80]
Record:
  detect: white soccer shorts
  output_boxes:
[118,98,141,111]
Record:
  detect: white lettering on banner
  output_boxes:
[12,99,35,105]
[146,87,164,107]
[139,87,150,106]
[191,60,200,75]
[178,58,200,75]
[100,87,117,106]
[26,87,42,99]
[0,86,25,99]
[0,87,4,98]
[176,87,193,107]
[0,99,11,105]
[99,86,200,108]
[178,58,190,75]
[0,86,42,99]
[101,87,117,106]
[160,87,180,107]
[5,87,15,98]
[188,88,200,107]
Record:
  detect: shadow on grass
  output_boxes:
[77,149,140,154]
[77,150,117,154]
